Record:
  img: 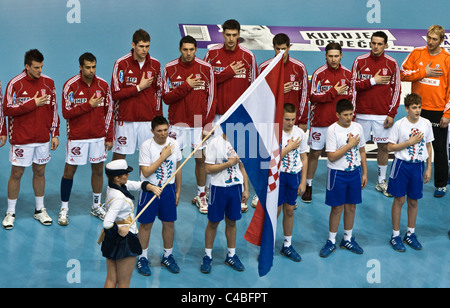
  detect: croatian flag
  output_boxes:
[217,52,284,276]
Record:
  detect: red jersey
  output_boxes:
[62,73,114,142]
[204,43,256,115]
[259,56,309,125]
[4,70,59,145]
[309,63,353,127]
[0,81,6,136]
[111,51,162,122]
[351,52,401,118]
[162,57,215,128]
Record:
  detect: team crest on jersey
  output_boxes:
[213,66,225,73]
[119,70,124,83]
[68,91,74,103]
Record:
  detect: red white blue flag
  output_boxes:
[217,52,285,276]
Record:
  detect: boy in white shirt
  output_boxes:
[320,99,368,258]
[278,103,308,262]
[200,133,249,273]
[386,93,433,252]
[135,116,182,275]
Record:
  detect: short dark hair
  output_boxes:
[151,116,169,130]
[371,31,388,44]
[222,19,240,32]
[404,93,422,108]
[283,102,297,114]
[336,99,354,114]
[179,35,197,48]
[273,33,290,46]
[325,42,342,54]
[79,52,96,66]
[133,29,150,44]
[24,49,44,66]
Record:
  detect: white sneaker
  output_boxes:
[241,202,248,213]
[58,208,69,226]
[375,180,393,197]
[2,212,15,230]
[251,195,259,208]
[194,194,208,214]
[34,208,52,226]
[91,204,106,220]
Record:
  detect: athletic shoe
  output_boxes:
[200,255,212,273]
[403,233,422,250]
[319,240,336,258]
[34,208,52,226]
[225,254,245,271]
[91,204,106,220]
[301,185,312,203]
[161,254,180,273]
[193,193,208,214]
[340,237,364,254]
[241,202,248,213]
[375,180,393,197]
[390,235,406,252]
[58,208,69,226]
[251,195,258,208]
[434,187,446,198]
[280,245,301,262]
[136,257,151,276]
[2,212,15,230]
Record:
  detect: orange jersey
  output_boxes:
[400,46,450,118]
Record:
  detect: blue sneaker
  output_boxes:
[200,255,212,273]
[403,233,422,250]
[161,254,180,273]
[319,240,336,258]
[280,245,301,262]
[390,235,406,252]
[434,187,446,198]
[136,257,151,276]
[225,254,245,271]
[340,237,364,254]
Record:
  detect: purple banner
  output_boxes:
[179,24,450,53]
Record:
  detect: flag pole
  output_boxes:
[129,121,222,226]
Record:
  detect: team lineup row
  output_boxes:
[0,20,448,287]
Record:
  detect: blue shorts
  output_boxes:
[325,167,362,207]
[387,158,424,200]
[137,183,177,224]
[208,184,242,223]
[278,171,302,206]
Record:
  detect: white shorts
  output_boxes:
[355,115,391,143]
[168,125,204,151]
[66,138,107,165]
[10,142,51,167]
[113,121,153,155]
[308,127,328,150]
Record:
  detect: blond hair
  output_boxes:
[427,25,445,41]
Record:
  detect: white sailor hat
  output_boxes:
[105,159,133,176]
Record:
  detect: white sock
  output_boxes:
[283,235,292,247]
[205,248,212,258]
[197,186,205,196]
[140,248,148,259]
[328,232,337,244]
[93,193,102,207]
[378,165,387,183]
[61,201,69,210]
[227,248,235,257]
[7,199,17,214]
[344,229,353,241]
[407,227,415,235]
[35,196,44,211]
[163,248,173,257]
[392,229,400,237]
[306,179,312,186]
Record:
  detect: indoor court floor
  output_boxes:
[0,0,448,289]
